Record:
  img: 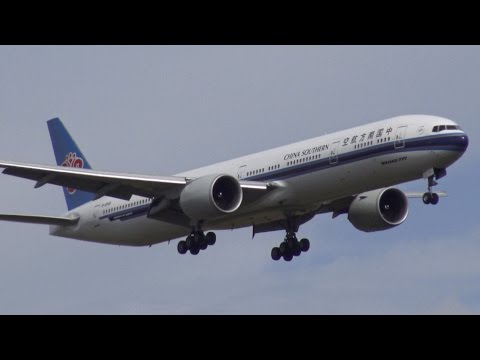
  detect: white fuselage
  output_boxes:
[50,115,469,246]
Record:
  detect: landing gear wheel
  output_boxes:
[423,192,432,205]
[424,173,442,205]
[177,240,188,254]
[199,241,208,250]
[283,251,293,262]
[299,238,310,252]
[206,232,216,246]
[270,216,312,261]
[190,246,200,255]
[271,247,281,261]
[293,246,301,257]
[186,235,195,249]
[287,237,297,249]
[194,232,205,244]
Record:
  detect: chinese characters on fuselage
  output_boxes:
[342,127,393,147]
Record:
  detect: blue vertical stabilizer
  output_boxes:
[47,118,95,210]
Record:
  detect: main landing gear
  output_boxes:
[422,175,439,205]
[177,231,216,256]
[270,216,312,262]
[271,232,310,262]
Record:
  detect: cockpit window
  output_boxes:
[447,125,460,130]
[432,125,461,132]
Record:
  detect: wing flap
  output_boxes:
[239,180,269,190]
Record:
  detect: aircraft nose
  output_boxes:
[458,133,469,152]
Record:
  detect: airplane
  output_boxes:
[0,115,469,262]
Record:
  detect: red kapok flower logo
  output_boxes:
[61,152,84,194]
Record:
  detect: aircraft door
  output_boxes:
[329,141,340,165]
[237,165,247,179]
[93,204,102,219]
[394,126,408,149]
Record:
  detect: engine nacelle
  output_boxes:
[348,188,409,232]
[179,174,243,221]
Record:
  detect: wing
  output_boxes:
[404,191,447,198]
[0,160,269,202]
[0,160,187,200]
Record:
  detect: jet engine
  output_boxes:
[348,188,409,232]
[179,174,243,221]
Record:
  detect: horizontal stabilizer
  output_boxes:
[0,214,79,226]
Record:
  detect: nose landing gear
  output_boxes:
[422,168,447,205]
[423,174,440,205]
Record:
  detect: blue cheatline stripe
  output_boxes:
[246,133,467,182]
[99,204,150,222]
[98,133,467,222]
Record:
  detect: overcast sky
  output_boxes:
[0,46,478,314]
